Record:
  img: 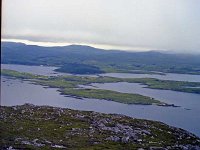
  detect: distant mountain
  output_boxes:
[1,42,200,74]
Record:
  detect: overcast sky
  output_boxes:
[2,0,200,53]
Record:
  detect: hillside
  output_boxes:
[2,42,200,74]
[1,104,200,149]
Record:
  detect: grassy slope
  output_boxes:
[0,104,199,149]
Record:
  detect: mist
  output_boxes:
[2,0,200,53]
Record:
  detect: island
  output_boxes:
[2,69,200,106]
[0,69,168,106]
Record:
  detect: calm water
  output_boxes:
[1,64,200,137]
[1,64,61,76]
[80,82,200,110]
[2,64,200,82]
[100,73,200,82]
[1,64,97,77]
[1,77,200,137]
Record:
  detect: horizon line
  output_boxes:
[2,38,198,55]
[1,38,165,52]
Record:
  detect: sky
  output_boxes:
[2,0,200,53]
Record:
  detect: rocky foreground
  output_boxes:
[0,104,200,150]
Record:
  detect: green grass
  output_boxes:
[35,79,76,88]
[0,104,199,149]
[61,88,160,105]
[2,69,200,107]
[2,69,200,94]
[1,69,163,105]
[0,69,48,79]
[125,78,200,94]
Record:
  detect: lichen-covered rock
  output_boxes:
[0,104,200,149]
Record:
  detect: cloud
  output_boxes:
[2,0,200,53]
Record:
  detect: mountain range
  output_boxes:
[2,42,200,74]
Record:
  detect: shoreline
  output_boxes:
[1,76,199,137]
[1,75,181,107]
